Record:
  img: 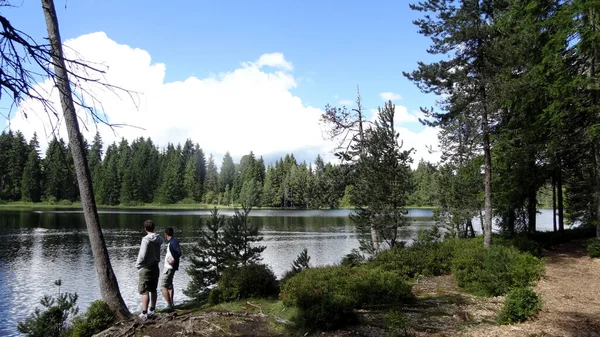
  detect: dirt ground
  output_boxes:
[95,240,600,337]
[463,240,600,337]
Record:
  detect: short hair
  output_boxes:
[144,220,155,232]
[165,227,174,237]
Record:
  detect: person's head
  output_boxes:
[165,227,174,239]
[144,219,155,233]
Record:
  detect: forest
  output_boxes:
[0,130,449,209]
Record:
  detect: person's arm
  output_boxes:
[135,238,148,269]
[169,239,182,260]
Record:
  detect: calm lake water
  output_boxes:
[0,208,558,336]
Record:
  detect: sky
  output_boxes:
[1,0,442,168]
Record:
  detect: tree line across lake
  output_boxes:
[0,130,448,209]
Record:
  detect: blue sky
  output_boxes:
[2,0,442,167]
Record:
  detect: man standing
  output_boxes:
[160,227,182,311]
[136,219,164,319]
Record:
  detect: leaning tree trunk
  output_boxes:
[41,0,131,319]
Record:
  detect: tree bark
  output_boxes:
[41,0,131,319]
[557,158,564,232]
[552,174,557,232]
[527,192,536,233]
[482,106,493,248]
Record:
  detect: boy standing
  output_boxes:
[136,219,164,319]
[160,227,182,311]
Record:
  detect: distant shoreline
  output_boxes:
[0,201,437,211]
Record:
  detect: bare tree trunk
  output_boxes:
[557,158,564,232]
[482,108,493,248]
[41,0,131,319]
[552,174,557,232]
[355,86,379,252]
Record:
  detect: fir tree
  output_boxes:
[351,101,414,253]
[185,208,229,300]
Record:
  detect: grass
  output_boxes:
[207,299,297,334]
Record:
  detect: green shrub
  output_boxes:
[452,241,544,296]
[17,289,78,337]
[280,248,312,286]
[496,235,543,258]
[587,239,600,258]
[58,199,73,206]
[208,287,222,305]
[217,264,279,302]
[339,248,366,267]
[385,310,410,337]
[498,287,541,324]
[371,240,455,279]
[70,301,116,337]
[281,265,412,330]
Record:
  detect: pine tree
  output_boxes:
[224,208,266,266]
[21,134,42,202]
[97,143,121,205]
[185,208,229,300]
[88,132,103,195]
[157,143,183,204]
[405,0,509,247]
[351,101,414,253]
[220,152,236,193]
[183,152,202,202]
[204,154,219,203]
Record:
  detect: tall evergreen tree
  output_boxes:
[97,143,121,205]
[204,154,219,203]
[88,132,103,196]
[405,0,509,247]
[185,209,229,300]
[351,101,414,253]
[21,134,42,202]
[157,143,183,204]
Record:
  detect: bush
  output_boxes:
[385,310,410,337]
[587,239,600,258]
[339,249,366,267]
[216,264,279,303]
[496,235,543,258]
[281,265,412,330]
[280,248,312,286]
[371,240,455,279]
[498,287,541,324]
[17,286,78,337]
[70,301,116,337]
[452,241,544,296]
[58,199,73,206]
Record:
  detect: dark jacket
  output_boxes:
[167,237,182,271]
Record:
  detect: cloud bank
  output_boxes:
[8,32,439,168]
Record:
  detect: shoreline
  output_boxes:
[0,201,437,212]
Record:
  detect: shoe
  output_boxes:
[138,313,148,320]
[148,308,156,318]
[159,305,174,313]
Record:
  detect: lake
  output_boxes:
[0,208,558,336]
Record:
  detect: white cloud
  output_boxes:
[7,32,440,169]
[379,91,402,101]
[9,32,329,161]
[397,126,441,169]
[254,52,294,71]
[338,99,354,105]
